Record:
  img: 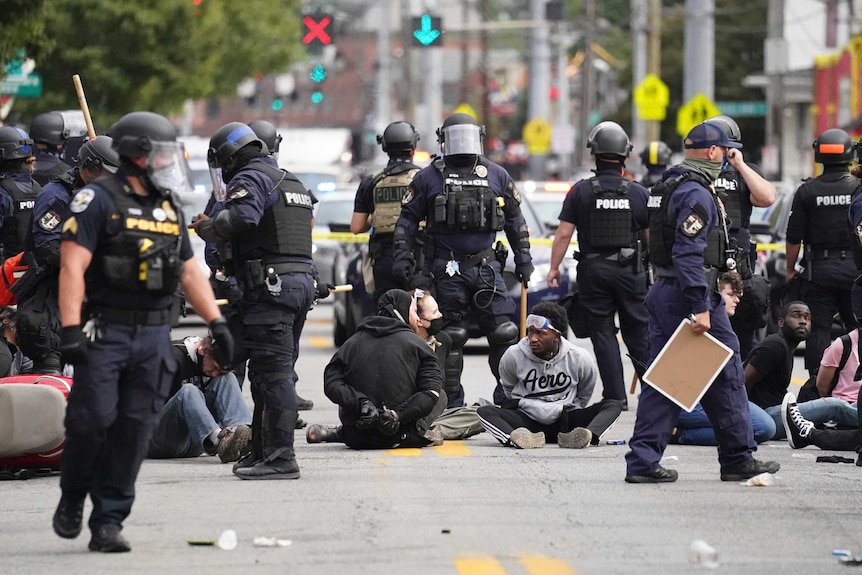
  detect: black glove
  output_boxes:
[391,260,413,289]
[376,407,400,436]
[60,325,88,365]
[515,262,535,286]
[412,272,433,291]
[208,317,235,370]
[315,281,334,301]
[355,399,379,430]
[500,397,521,410]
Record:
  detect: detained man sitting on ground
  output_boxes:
[673,272,776,444]
[477,301,623,449]
[780,391,861,463]
[148,336,252,463]
[308,289,445,449]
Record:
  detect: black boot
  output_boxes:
[88,524,131,553]
[306,424,341,443]
[53,496,84,539]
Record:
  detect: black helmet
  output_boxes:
[248,120,282,157]
[586,121,632,158]
[707,114,741,144]
[639,141,672,167]
[813,128,854,165]
[29,112,67,146]
[0,126,34,160]
[76,136,120,174]
[109,111,178,158]
[436,113,485,156]
[208,122,263,167]
[377,121,419,154]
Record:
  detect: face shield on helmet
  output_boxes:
[441,124,483,157]
[146,141,194,197]
[209,165,227,201]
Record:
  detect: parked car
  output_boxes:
[312,189,364,290]
[331,193,577,346]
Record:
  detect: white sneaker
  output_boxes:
[781,392,814,449]
[508,427,545,449]
[558,427,593,449]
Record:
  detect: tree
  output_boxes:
[12,0,303,126]
[0,0,49,72]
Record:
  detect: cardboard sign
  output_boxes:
[642,318,734,412]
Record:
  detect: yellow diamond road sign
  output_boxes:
[452,102,478,120]
[523,117,552,154]
[676,93,721,137]
[634,74,669,121]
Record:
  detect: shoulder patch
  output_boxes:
[62,216,78,235]
[38,210,62,231]
[402,189,414,205]
[229,187,250,200]
[509,181,521,204]
[69,188,96,214]
[681,211,705,237]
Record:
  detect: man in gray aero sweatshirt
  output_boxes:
[477,302,624,449]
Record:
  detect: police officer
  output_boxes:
[639,140,672,188]
[785,128,860,376]
[16,136,121,375]
[547,121,649,408]
[393,113,533,407]
[249,119,283,160]
[351,121,422,306]
[707,115,777,359]
[29,112,72,186]
[0,126,40,260]
[192,122,327,479]
[625,121,779,483]
[52,111,233,552]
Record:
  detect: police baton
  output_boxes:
[71,74,97,139]
[519,281,527,338]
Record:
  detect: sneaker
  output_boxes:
[781,392,813,449]
[508,427,545,449]
[53,497,84,539]
[88,524,131,553]
[558,427,592,449]
[296,396,314,411]
[234,458,301,480]
[720,458,780,481]
[232,450,260,473]
[424,428,444,446]
[217,424,252,463]
[625,465,678,483]
[306,424,340,444]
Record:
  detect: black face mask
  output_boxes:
[425,317,444,336]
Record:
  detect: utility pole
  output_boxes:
[683,0,714,103]
[480,0,490,135]
[460,0,469,104]
[646,0,662,143]
[528,0,551,179]
[376,0,391,138]
[631,0,647,152]
[765,0,785,180]
[576,0,595,168]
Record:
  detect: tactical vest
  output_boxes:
[0,174,40,256]
[371,164,420,235]
[235,160,313,259]
[648,171,730,270]
[583,177,635,250]
[714,169,745,232]
[90,176,183,295]
[806,177,855,249]
[428,158,505,234]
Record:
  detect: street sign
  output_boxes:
[412,14,442,47]
[452,102,478,120]
[523,117,552,155]
[676,93,721,137]
[633,74,669,121]
[0,73,42,98]
[715,101,767,117]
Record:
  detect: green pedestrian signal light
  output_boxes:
[411,14,442,47]
[309,64,327,83]
[271,98,284,111]
[311,92,324,104]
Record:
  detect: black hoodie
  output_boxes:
[323,315,443,425]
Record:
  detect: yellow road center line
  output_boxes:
[432,440,472,457]
[519,555,578,575]
[454,555,508,575]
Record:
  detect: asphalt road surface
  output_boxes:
[2,303,859,574]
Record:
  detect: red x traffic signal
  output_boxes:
[302,15,332,46]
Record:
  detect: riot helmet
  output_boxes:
[0,127,34,161]
[76,135,120,175]
[248,120,282,159]
[377,121,419,155]
[586,121,633,159]
[639,141,672,168]
[436,113,484,157]
[813,128,854,165]
[208,122,263,168]
[29,112,68,147]
[707,115,741,144]
[109,111,193,196]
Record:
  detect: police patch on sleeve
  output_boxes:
[39,210,62,231]
[508,181,521,204]
[402,189,414,205]
[62,216,78,235]
[681,211,705,237]
[69,188,95,213]
[229,187,250,200]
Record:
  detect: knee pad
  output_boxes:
[443,326,469,349]
[487,321,518,348]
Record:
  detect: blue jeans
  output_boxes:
[677,401,776,445]
[148,373,251,459]
[766,397,858,440]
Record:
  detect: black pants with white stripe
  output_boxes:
[477,400,624,446]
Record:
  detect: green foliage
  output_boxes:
[0,0,50,71]
[13,0,302,127]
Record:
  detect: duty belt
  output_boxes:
[90,305,173,326]
[430,246,495,271]
[809,248,850,261]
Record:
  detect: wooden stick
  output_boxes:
[519,282,527,338]
[72,74,96,139]
[330,284,353,293]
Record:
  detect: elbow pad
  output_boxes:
[515,224,531,255]
[213,208,250,240]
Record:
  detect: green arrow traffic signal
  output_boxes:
[412,14,442,47]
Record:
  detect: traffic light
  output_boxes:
[302,14,333,46]
[309,64,327,104]
[411,14,442,47]
[271,98,284,111]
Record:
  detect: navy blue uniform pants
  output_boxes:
[625,279,756,475]
[242,272,314,461]
[577,257,649,402]
[59,323,176,530]
[801,259,858,374]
